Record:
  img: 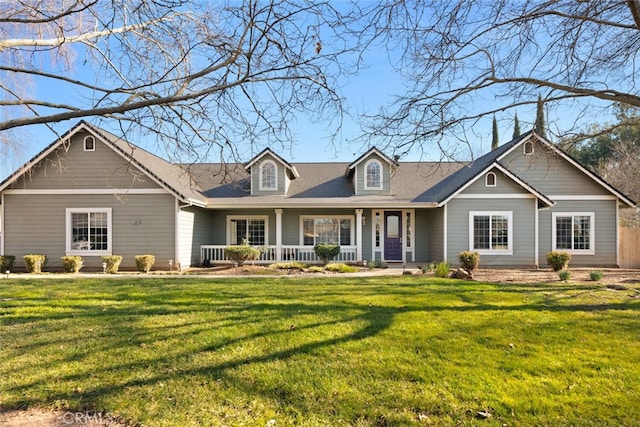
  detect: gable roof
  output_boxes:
[244,148,299,180]
[346,146,398,176]
[0,121,208,206]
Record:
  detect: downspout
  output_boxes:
[534,198,539,268]
[1,193,4,255]
[443,204,448,262]
[616,200,620,267]
[176,200,194,271]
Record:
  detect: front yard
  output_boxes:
[1,276,639,426]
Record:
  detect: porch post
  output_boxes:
[355,209,363,261]
[275,209,283,262]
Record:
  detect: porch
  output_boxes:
[200,245,358,265]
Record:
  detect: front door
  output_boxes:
[384,211,402,261]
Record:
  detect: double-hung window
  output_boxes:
[228,216,267,246]
[469,211,513,255]
[66,208,112,255]
[552,212,594,254]
[302,217,353,246]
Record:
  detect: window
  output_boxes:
[406,211,412,248]
[84,136,95,151]
[485,172,496,187]
[469,211,513,254]
[364,160,382,190]
[66,208,111,255]
[374,212,381,248]
[302,217,353,246]
[259,160,277,191]
[552,213,594,254]
[228,217,267,246]
[523,141,534,155]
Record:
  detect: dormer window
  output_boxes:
[365,160,382,190]
[485,172,496,187]
[84,136,95,151]
[259,160,277,191]
[523,141,534,155]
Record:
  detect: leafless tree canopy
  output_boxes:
[356,0,640,158]
[0,0,360,163]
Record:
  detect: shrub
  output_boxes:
[546,251,572,271]
[325,263,358,273]
[458,251,480,271]
[314,243,341,265]
[102,255,123,274]
[269,262,308,270]
[559,270,571,282]
[434,261,450,278]
[23,254,47,273]
[61,256,83,273]
[590,270,604,281]
[225,245,261,266]
[135,254,156,273]
[0,255,16,272]
[308,266,324,273]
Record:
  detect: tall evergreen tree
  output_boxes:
[512,112,521,139]
[535,94,546,138]
[491,115,499,150]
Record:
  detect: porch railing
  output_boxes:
[200,245,358,265]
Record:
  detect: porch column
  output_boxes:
[355,209,363,261]
[275,209,283,262]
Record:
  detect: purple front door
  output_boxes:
[384,211,402,261]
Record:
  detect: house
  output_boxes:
[0,121,635,271]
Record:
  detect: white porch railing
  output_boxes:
[200,245,358,265]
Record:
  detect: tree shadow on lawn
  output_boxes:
[1,278,639,423]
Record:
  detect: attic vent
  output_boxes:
[523,140,534,155]
[84,136,95,151]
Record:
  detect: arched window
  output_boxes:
[523,141,534,155]
[485,172,496,187]
[365,160,382,190]
[260,160,277,190]
[84,136,95,151]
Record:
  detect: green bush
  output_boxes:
[224,245,261,266]
[559,270,571,282]
[101,255,123,274]
[135,254,156,273]
[325,263,358,273]
[314,243,341,265]
[0,255,16,272]
[434,261,450,278]
[61,256,83,273]
[458,251,480,271]
[23,254,47,273]
[269,262,308,270]
[308,266,324,273]
[590,270,604,281]
[546,251,572,271]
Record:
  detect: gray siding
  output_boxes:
[354,154,392,195]
[539,200,618,267]
[462,167,529,195]
[4,193,175,271]
[178,205,213,268]
[417,208,444,263]
[446,198,537,267]
[9,131,162,190]
[501,139,609,195]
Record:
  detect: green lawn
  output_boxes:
[1,276,639,426]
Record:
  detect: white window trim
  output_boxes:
[469,211,513,255]
[485,172,496,187]
[364,159,383,190]
[299,215,355,246]
[259,160,278,191]
[523,141,534,155]
[65,208,112,256]
[84,136,95,152]
[226,215,269,246]
[551,212,595,255]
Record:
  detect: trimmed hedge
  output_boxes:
[314,243,340,265]
[0,255,16,272]
[135,255,155,273]
[225,245,261,266]
[61,256,84,273]
[101,255,123,274]
[24,254,47,273]
[546,251,572,271]
[458,251,480,271]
